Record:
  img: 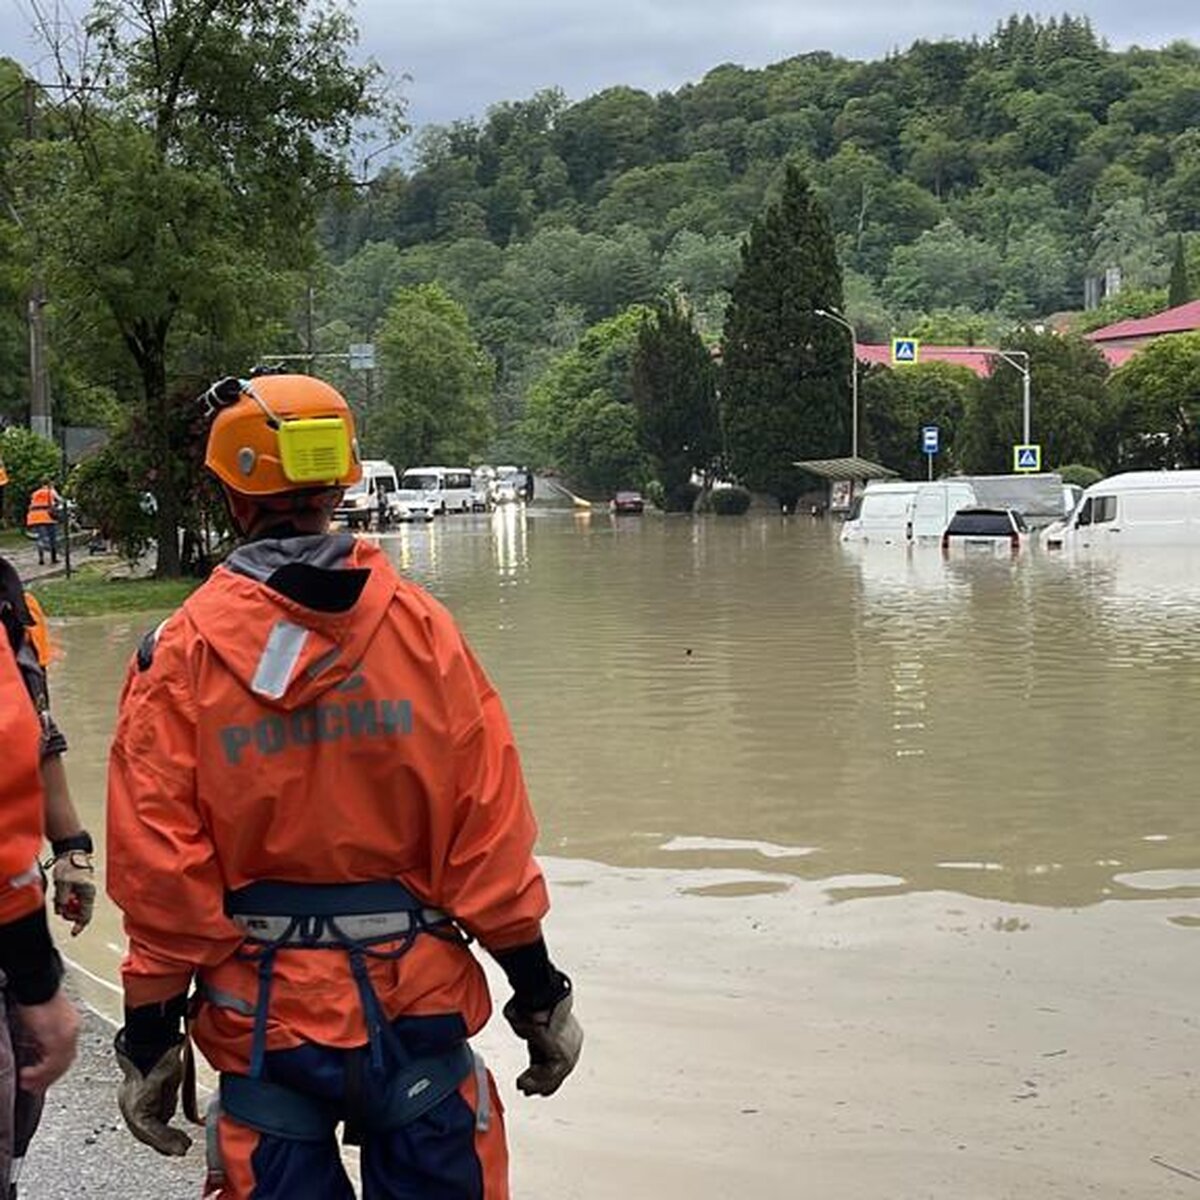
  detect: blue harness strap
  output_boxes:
[219,1043,475,1143]
[222,880,462,1079]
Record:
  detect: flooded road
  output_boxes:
[46,511,1200,1197]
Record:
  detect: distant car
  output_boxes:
[941,507,1028,556]
[611,490,645,515]
[492,480,519,505]
[390,495,434,523]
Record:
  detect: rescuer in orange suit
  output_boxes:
[106,372,582,1199]
[24,480,61,567]
[0,557,94,1198]
[0,575,80,1198]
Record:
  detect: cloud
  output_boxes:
[2,0,1196,133]
[359,0,1200,128]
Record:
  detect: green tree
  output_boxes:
[0,426,59,528]
[631,293,720,509]
[12,1,388,574]
[721,167,849,508]
[372,285,495,468]
[959,332,1112,473]
[523,307,651,494]
[1110,333,1200,468]
[860,361,980,476]
[1168,233,1191,308]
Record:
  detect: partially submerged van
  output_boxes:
[396,466,474,515]
[334,460,398,531]
[841,479,979,543]
[1051,470,1200,550]
[840,482,920,544]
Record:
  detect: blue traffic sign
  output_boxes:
[1013,444,1042,472]
[921,425,940,455]
[891,337,920,365]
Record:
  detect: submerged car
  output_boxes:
[941,507,1028,556]
[611,490,645,514]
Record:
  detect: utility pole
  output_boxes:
[24,79,51,441]
[815,308,859,460]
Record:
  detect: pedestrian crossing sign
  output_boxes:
[1013,444,1041,472]
[891,338,920,366]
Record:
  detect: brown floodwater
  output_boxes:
[48,510,1200,1000]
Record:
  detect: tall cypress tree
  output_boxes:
[1168,233,1190,309]
[721,166,850,508]
[631,292,720,510]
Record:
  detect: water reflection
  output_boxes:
[47,516,1200,930]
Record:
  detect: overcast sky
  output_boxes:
[4,1,1198,140]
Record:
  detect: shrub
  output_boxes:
[70,445,156,566]
[707,485,752,516]
[0,427,60,528]
[662,480,702,513]
[1057,463,1104,489]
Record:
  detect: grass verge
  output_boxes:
[29,564,197,617]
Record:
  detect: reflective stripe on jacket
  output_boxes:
[0,634,46,923]
[107,536,548,1074]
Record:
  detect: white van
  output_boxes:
[334,460,398,531]
[841,480,977,544]
[840,482,920,544]
[908,480,979,541]
[396,467,475,515]
[1053,470,1200,550]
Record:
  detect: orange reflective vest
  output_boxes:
[0,634,46,924]
[108,538,548,1074]
[25,485,57,527]
[0,456,8,488]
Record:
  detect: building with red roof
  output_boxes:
[1085,299,1200,367]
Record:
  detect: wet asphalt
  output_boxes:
[20,1004,198,1199]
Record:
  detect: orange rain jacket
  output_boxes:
[25,486,58,527]
[108,536,548,1074]
[0,634,46,925]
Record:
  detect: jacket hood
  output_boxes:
[184,534,397,712]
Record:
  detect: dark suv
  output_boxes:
[941,507,1028,556]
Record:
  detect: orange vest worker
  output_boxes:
[25,485,57,528]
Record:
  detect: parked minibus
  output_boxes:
[1051,470,1200,550]
[396,466,474,515]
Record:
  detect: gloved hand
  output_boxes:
[503,990,583,1097]
[115,1035,192,1156]
[52,850,95,936]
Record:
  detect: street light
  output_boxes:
[815,308,859,460]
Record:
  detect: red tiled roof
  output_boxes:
[1098,345,1139,369]
[856,344,996,378]
[1085,299,1200,343]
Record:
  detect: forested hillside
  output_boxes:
[316,13,1200,429]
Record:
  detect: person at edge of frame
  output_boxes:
[0,557,87,1199]
[105,370,583,1199]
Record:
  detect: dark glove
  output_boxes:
[115,1034,191,1156]
[503,987,583,1097]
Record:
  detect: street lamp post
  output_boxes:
[815,308,858,460]
[994,350,1032,445]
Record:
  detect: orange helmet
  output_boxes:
[204,374,362,497]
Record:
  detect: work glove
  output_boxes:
[115,1034,192,1156]
[503,989,583,1097]
[52,850,96,936]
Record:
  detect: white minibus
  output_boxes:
[1055,470,1200,550]
[396,467,475,515]
[334,460,398,531]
